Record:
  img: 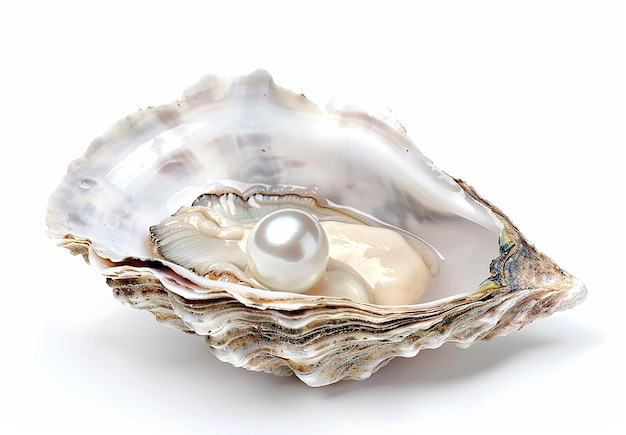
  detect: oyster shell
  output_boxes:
[46,70,586,386]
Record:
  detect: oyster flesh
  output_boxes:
[46,70,586,386]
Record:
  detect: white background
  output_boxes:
[1,1,624,433]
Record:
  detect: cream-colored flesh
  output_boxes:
[321,221,433,305]
[151,207,433,305]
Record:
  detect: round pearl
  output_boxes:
[247,209,329,293]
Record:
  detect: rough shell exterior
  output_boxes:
[105,186,584,385]
[47,71,586,386]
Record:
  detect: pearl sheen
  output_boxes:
[247,209,329,293]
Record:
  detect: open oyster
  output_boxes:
[46,70,586,386]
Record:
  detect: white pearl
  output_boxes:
[247,209,329,293]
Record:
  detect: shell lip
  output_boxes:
[49,168,586,315]
[79,218,586,318]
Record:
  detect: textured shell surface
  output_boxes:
[46,70,587,386]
